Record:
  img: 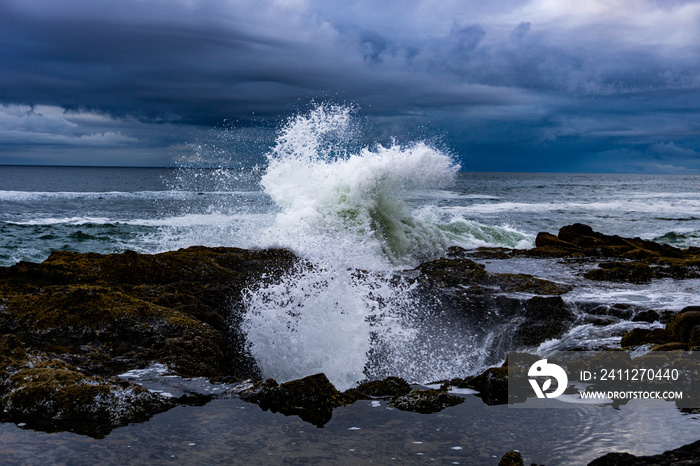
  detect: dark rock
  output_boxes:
[238,373,345,427]
[0,335,28,378]
[631,310,661,323]
[499,450,524,466]
[344,377,411,401]
[512,296,576,347]
[651,342,689,351]
[521,225,696,275]
[0,360,173,438]
[496,273,572,295]
[585,262,653,284]
[0,246,298,379]
[620,307,700,348]
[620,328,669,347]
[390,388,464,414]
[667,308,700,343]
[464,366,510,405]
[588,438,700,465]
[416,257,490,288]
[416,257,571,295]
[582,314,621,326]
[584,303,636,320]
[0,246,299,435]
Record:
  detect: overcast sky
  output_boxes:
[1,0,699,172]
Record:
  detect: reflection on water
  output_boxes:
[2,395,700,465]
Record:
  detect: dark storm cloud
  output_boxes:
[1,0,699,171]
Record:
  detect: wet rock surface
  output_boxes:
[235,373,344,427]
[389,388,464,413]
[0,246,298,436]
[1,360,173,437]
[498,450,525,466]
[621,306,700,350]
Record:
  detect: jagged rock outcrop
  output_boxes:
[0,246,298,435]
[621,306,700,350]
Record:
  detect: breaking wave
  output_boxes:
[241,104,514,389]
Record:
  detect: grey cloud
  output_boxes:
[1,0,699,171]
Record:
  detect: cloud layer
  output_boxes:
[1,0,699,171]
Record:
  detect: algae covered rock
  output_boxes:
[238,373,346,427]
[523,224,700,284]
[0,246,299,435]
[0,246,298,379]
[0,360,173,437]
[416,257,571,295]
[499,450,525,466]
[621,306,700,349]
[584,261,654,284]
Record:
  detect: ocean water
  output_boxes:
[2,104,700,463]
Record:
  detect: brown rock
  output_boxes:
[499,450,524,466]
[584,262,653,284]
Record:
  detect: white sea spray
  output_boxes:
[241,104,499,389]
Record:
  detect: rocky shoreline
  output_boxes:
[1,224,699,463]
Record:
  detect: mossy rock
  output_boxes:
[0,334,28,377]
[1,360,172,437]
[584,262,653,284]
[239,373,345,427]
[666,308,700,343]
[620,328,669,347]
[499,450,524,466]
